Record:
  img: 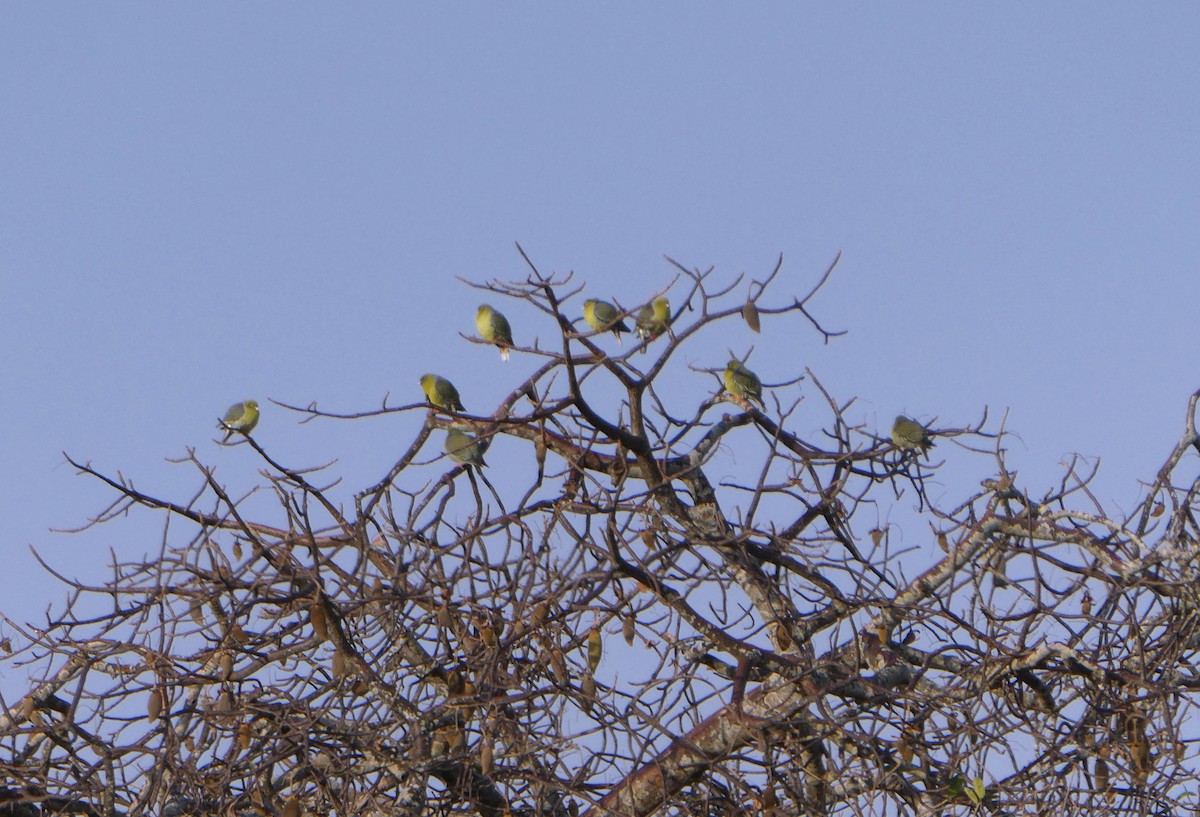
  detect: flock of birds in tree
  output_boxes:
[216,296,934,467]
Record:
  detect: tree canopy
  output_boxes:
[4,250,1200,817]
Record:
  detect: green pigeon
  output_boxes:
[583,298,631,343]
[723,359,763,406]
[419,374,465,412]
[220,400,260,442]
[891,415,934,453]
[445,428,487,469]
[635,296,670,350]
[476,304,514,362]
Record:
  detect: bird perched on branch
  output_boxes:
[476,304,514,361]
[635,297,670,350]
[583,298,631,343]
[420,374,465,412]
[445,428,487,469]
[891,415,934,453]
[219,400,259,442]
[724,359,763,407]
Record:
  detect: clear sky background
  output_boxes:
[2,7,1198,636]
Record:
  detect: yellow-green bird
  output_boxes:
[476,304,514,362]
[724,359,763,406]
[583,298,631,343]
[445,428,487,469]
[419,374,465,412]
[635,296,670,350]
[891,415,934,453]
[219,400,260,442]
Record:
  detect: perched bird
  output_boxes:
[583,298,631,343]
[420,374,465,412]
[445,428,487,469]
[891,415,935,453]
[724,359,763,406]
[476,304,514,361]
[160,791,197,817]
[219,400,260,442]
[635,296,670,349]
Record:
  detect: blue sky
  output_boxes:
[2,7,1198,629]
